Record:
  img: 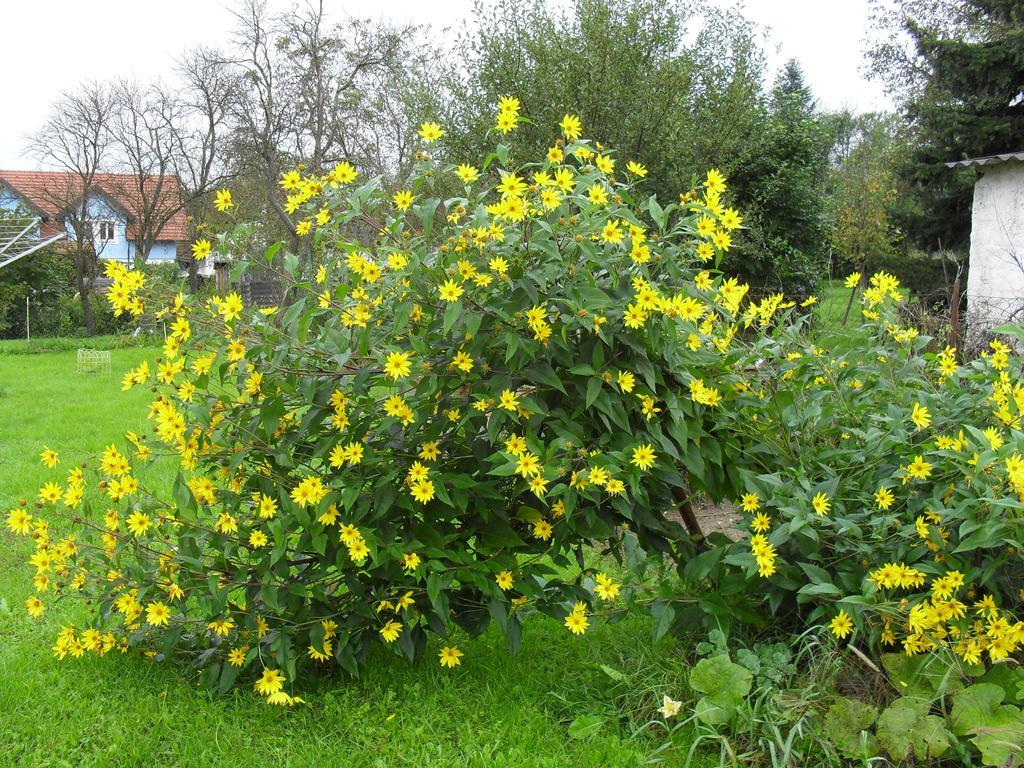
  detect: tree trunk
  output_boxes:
[75,251,94,335]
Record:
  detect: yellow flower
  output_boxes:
[829,610,853,639]
[191,238,212,260]
[384,351,413,380]
[499,389,520,412]
[220,292,244,323]
[906,455,933,480]
[750,512,771,533]
[811,492,830,516]
[439,646,464,668]
[410,479,435,504]
[564,603,589,635]
[705,168,726,194]
[25,596,45,618]
[331,161,358,184]
[214,189,233,212]
[438,279,464,302]
[278,170,301,190]
[455,164,479,183]
[875,486,894,510]
[594,573,620,601]
[496,571,513,591]
[253,667,285,697]
[402,552,421,572]
[587,184,608,205]
[40,447,59,468]
[843,272,861,289]
[125,511,152,537]
[495,110,518,133]
[559,114,582,141]
[380,620,402,643]
[601,219,623,244]
[146,601,171,627]
[911,402,931,430]
[740,492,760,513]
[626,161,647,177]
[659,695,682,719]
[7,508,32,535]
[418,121,444,142]
[630,443,656,471]
[393,190,414,211]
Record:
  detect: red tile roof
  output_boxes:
[0,170,189,242]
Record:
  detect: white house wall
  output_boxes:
[967,162,1024,332]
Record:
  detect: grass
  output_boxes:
[0,344,701,767]
[814,283,853,332]
[0,333,159,355]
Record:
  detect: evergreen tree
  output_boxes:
[726,61,832,294]
[868,0,1024,251]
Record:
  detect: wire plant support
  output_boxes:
[0,216,65,271]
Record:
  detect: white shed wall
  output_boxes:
[967,162,1024,331]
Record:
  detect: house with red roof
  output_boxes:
[0,170,189,265]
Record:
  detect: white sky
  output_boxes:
[0,0,893,168]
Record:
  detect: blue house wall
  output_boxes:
[1,186,178,264]
[0,186,42,237]
[60,193,179,264]
[0,187,21,211]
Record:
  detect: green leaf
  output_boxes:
[876,698,949,761]
[443,300,463,336]
[567,714,605,740]
[650,600,675,641]
[598,664,627,683]
[689,654,752,724]
[970,705,1024,766]
[418,198,441,240]
[525,361,567,394]
[585,377,602,409]
[822,697,879,759]
[283,251,299,277]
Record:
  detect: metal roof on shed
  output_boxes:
[944,152,1024,169]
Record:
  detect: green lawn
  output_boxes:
[0,344,697,767]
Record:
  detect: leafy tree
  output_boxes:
[439,1,834,295]
[827,112,903,276]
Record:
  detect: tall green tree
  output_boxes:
[726,61,832,294]
[436,0,840,293]
[867,0,1024,251]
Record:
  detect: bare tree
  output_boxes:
[174,45,236,201]
[106,79,186,265]
[217,0,423,270]
[28,82,116,335]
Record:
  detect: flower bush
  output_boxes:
[13,102,758,702]
[11,98,1022,714]
[692,295,1024,668]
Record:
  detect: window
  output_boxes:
[87,219,117,243]
[96,220,116,242]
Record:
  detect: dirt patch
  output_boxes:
[666,498,743,540]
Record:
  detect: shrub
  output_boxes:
[14,104,757,702]
[687,285,1024,669]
